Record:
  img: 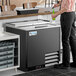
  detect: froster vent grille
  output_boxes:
[45,52,59,67]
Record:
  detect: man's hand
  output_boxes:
[51,14,56,19]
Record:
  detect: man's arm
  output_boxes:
[51,0,68,18]
[51,8,67,18]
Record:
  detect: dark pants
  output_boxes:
[60,12,76,67]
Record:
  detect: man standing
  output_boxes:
[51,0,76,69]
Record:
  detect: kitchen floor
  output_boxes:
[0,69,25,76]
[14,66,76,76]
[1,65,76,76]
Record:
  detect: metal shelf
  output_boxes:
[0,32,20,71]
